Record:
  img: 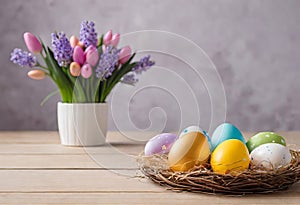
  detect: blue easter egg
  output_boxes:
[211,123,245,151]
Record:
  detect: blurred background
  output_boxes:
[0,0,299,132]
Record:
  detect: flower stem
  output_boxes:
[100,80,106,102]
[36,63,48,71]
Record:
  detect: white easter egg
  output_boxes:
[250,143,292,170]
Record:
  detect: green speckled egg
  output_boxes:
[246,132,286,153]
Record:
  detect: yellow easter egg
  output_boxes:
[210,139,250,175]
[168,132,210,172]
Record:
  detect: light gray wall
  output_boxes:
[1,0,299,132]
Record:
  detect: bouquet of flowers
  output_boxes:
[10,20,155,103]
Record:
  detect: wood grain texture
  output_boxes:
[0,131,154,144]
[1,191,300,205]
[0,131,299,204]
[0,144,144,155]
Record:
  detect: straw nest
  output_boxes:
[137,150,300,195]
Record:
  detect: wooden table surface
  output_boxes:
[0,131,299,204]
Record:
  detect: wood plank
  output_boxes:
[0,169,298,194]
[0,131,298,151]
[0,154,98,169]
[0,131,156,144]
[0,190,300,205]
[0,131,59,144]
[0,144,144,155]
[0,131,298,144]
[0,131,298,170]
[0,154,138,169]
[0,131,297,156]
[0,131,299,205]
[0,170,160,192]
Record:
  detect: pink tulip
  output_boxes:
[27,70,45,80]
[85,46,99,67]
[119,46,132,64]
[70,35,79,48]
[102,45,106,52]
[103,30,112,46]
[84,45,95,54]
[73,46,85,65]
[81,64,92,78]
[110,33,120,47]
[70,62,81,77]
[23,32,42,53]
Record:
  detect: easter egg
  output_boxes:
[250,143,291,170]
[211,123,245,151]
[179,126,212,150]
[144,133,178,156]
[246,132,286,153]
[179,126,206,137]
[168,132,210,172]
[210,139,250,175]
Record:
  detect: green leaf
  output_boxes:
[40,89,59,106]
[38,37,47,57]
[102,62,137,101]
[45,47,74,102]
[97,34,104,48]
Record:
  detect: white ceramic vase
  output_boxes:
[57,102,108,146]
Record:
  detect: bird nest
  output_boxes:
[137,150,300,195]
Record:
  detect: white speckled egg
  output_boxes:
[250,143,292,170]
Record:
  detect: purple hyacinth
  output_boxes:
[51,32,73,67]
[133,55,155,74]
[80,21,98,48]
[96,46,120,79]
[121,73,138,85]
[10,48,36,67]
